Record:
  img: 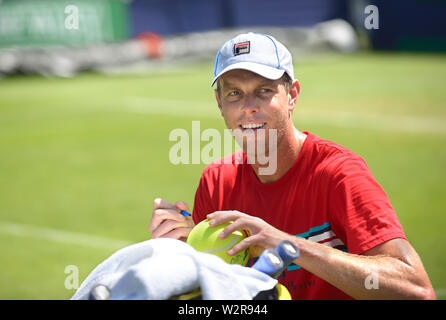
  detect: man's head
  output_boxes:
[212,33,300,156]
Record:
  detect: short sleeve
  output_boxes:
[329,155,407,254]
[192,170,215,225]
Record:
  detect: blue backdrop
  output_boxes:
[130,0,348,36]
[129,0,446,51]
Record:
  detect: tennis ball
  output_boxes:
[187,219,250,266]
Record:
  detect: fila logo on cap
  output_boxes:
[234,41,250,56]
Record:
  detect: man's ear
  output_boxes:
[215,89,224,116]
[288,80,300,111]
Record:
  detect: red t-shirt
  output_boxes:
[192,131,407,300]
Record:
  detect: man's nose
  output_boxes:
[242,94,259,113]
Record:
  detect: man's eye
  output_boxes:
[259,88,272,93]
[228,91,239,96]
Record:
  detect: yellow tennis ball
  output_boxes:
[187,219,250,266]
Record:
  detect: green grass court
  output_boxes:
[0,52,445,299]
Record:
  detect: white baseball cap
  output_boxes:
[211,32,295,87]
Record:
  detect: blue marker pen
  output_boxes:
[180,210,191,217]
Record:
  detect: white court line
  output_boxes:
[0,221,132,250]
[124,96,446,135]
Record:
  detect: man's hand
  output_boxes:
[148,198,194,242]
[206,210,294,257]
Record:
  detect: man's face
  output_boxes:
[215,69,298,154]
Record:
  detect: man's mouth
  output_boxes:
[239,123,266,130]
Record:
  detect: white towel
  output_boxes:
[71,238,277,300]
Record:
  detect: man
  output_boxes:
[148,33,435,299]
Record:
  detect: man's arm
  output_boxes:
[290,237,435,299]
[207,210,436,300]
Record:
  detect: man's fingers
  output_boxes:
[218,218,248,239]
[207,210,244,226]
[153,198,178,211]
[205,210,285,258]
[149,198,192,241]
[227,235,258,256]
[151,219,190,239]
[148,208,185,232]
[209,211,262,240]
